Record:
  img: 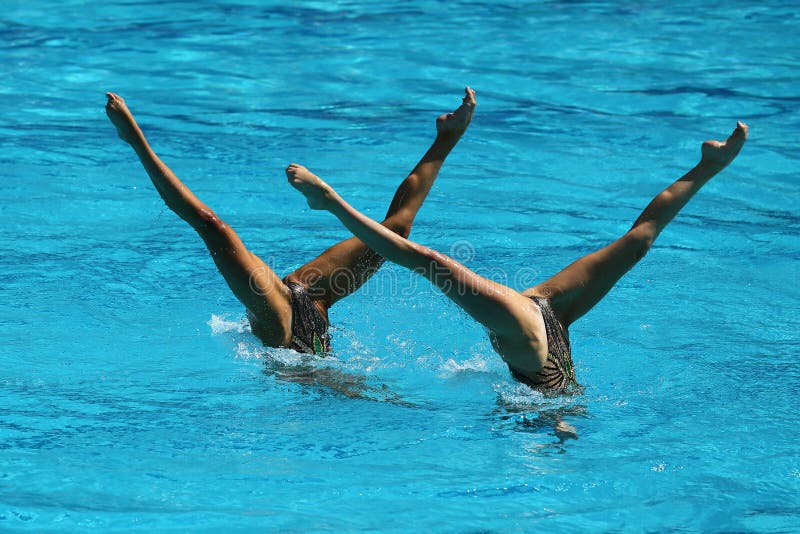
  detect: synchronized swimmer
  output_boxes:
[106,89,476,355]
[107,89,748,394]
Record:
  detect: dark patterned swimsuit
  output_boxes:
[283,280,331,355]
[510,296,579,394]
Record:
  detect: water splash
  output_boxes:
[207,314,250,335]
[440,354,491,375]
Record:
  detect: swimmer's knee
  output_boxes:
[416,245,437,263]
[193,208,228,234]
[387,221,412,239]
[382,215,412,239]
[190,209,240,250]
[412,245,451,276]
[625,227,654,262]
[391,242,436,273]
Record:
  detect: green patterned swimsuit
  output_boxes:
[283,280,331,355]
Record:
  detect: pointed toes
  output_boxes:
[464,86,477,106]
[736,121,749,138]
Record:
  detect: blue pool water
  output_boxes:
[2,1,799,531]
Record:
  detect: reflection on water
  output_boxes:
[494,383,588,442]
[210,313,417,405]
[263,352,417,407]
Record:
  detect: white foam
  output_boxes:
[494,382,547,407]
[208,314,250,335]
[233,341,263,361]
[440,354,490,374]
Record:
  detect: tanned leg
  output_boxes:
[526,122,749,327]
[286,163,550,376]
[286,88,477,314]
[105,93,293,345]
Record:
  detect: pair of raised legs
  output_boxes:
[105,88,477,347]
[288,122,749,382]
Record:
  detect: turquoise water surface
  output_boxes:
[2,1,799,531]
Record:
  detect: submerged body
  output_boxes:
[287,122,748,393]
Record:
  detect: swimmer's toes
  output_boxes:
[105,92,120,107]
[285,165,332,210]
[104,94,140,144]
[734,121,748,141]
[105,93,132,116]
[700,121,748,167]
[436,87,477,135]
[463,86,477,107]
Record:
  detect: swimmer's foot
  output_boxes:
[435,86,477,137]
[554,420,578,442]
[700,121,748,170]
[105,92,142,145]
[286,163,334,210]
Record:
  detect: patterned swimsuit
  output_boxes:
[283,280,331,355]
[282,283,577,393]
[509,296,579,394]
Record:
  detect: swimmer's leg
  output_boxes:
[105,93,292,345]
[285,88,477,309]
[287,164,547,372]
[526,122,749,327]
